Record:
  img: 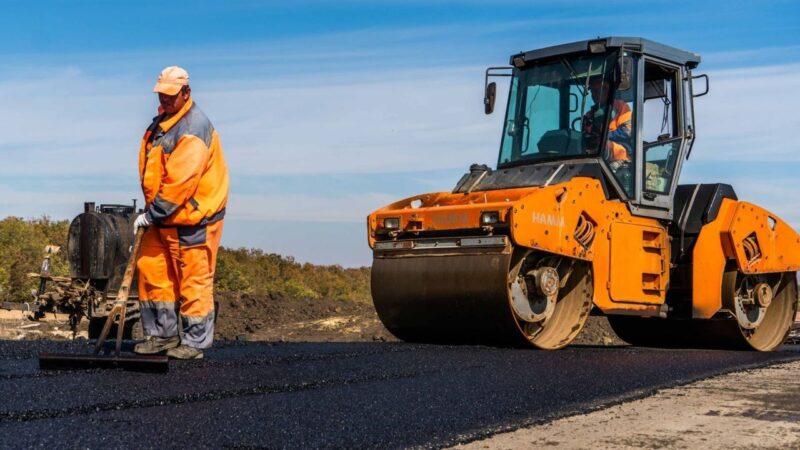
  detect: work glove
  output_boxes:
[608,160,627,172]
[133,212,151,236]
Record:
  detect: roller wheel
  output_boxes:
[511,256,594,349]
[608,271,797,351]
[710,270,797,351]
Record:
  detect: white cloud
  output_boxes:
[228,191,396,222]
[692,63,800,162]
[0,64,507,178]
[0,68,149,176]
[0,183,135,220]
[202,69,505,176]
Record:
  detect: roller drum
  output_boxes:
[371,236,593,348]
[372,245,525,345]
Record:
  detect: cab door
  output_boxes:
[628,57,690,220]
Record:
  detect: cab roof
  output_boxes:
[510,37,701,69]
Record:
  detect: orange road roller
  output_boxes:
[367,37,800,351]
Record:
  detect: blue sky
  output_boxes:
[1,1,799,266]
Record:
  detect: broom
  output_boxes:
[38,227,170,373]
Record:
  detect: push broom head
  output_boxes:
[38,352,170,373]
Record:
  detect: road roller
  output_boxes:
[367,37,800,351]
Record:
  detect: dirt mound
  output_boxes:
[215,292,394,342]
[573,315,625,346]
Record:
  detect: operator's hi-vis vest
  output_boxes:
[607,99,632,161]
[139,98,229,226]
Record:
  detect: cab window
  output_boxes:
[600,78,636,197]
[642,61,681,194]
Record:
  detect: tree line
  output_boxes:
[0,217,371,304]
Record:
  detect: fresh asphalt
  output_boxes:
[0,339,797,449]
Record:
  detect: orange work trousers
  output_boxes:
[137,220,223,348]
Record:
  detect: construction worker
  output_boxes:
[583,78,632,166]
[133,66,229,360]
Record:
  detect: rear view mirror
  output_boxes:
[617,56,633,91]
[691,74,709,97]
[484,82,497,115]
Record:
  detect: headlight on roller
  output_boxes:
[383,217,401,230]
[480,211,500,225]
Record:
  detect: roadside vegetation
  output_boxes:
[0,217,371,304]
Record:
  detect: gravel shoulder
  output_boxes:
[454,356,800,450]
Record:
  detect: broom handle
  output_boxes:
[116,227,145,305]
[93,226,145,355]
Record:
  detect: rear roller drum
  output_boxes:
[712,270,797,351]
[608,271,797,351]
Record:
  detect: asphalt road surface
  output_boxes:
[0,340,798,449]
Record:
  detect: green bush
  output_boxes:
[0,217,70,303]
[212,247,371,303]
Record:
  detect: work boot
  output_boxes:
[166,345,203,360]
[133,336,180,355]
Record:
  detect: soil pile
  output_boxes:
[215,292,394,342]
[573,315,625,346]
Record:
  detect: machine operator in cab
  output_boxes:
[132,66,230,360]
[583,78,633,186]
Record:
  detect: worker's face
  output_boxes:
[159,86,191,115]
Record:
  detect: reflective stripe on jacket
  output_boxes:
[139,98,229,226]
[608,99,632,161]
[608,99,631,133]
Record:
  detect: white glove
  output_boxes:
[133,212,151,236]
[609,160,625,172]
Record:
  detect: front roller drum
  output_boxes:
[371,237,593,348]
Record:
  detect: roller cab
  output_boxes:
[368,37,799,350]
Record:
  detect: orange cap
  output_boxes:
[153,66,189,95]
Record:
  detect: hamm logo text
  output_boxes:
[532,212,565,227]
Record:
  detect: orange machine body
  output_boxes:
[691,198,800,318]
[368,177,800,319]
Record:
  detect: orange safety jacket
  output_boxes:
[139,98,229,226]
[607,99,632,161]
